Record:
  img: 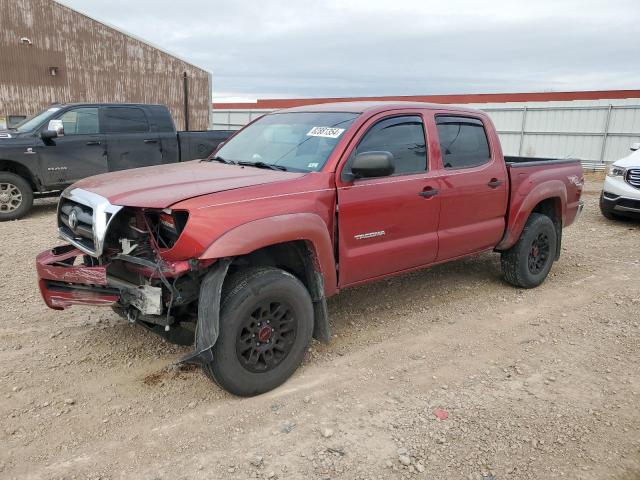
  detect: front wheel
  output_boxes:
[203,267,314,397]
[0,173,34,221]
[501,213,557,289]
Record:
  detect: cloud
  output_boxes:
[58,0,640,100]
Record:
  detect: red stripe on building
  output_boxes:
[213,89,640,110]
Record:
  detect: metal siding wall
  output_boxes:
[0,0,211,130]
[212,101,640,166]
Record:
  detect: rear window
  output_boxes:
[103,107,149,133]
[147,105,175,132]
[436,116,491,169]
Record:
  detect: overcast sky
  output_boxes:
[58,0,640,102]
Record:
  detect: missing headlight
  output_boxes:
[149,210,189,249]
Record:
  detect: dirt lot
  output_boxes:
[1,175,639,480]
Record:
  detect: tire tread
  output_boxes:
[501,213,556,289]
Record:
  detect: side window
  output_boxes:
[57,108,99,135]
[103,107,149,133]
[354,116,427,175]
[436,116,490,169]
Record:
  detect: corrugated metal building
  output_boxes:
[0,0,211,130]
[212,90,640,167]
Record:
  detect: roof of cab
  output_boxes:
[277,101,485,116]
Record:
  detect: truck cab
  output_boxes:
[0,103,231,220]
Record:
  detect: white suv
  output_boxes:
[600,142,640,220]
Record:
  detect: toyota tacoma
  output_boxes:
[36,102,584,396]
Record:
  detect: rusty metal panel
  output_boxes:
[0,0,210,130]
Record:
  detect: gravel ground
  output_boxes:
[1,174,639,480]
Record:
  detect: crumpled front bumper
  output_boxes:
[36,245,119,310]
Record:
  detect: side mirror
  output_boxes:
[46,119,64,137]
[630,142,640,152]
[351,151,395,178]
[41,130,57,141]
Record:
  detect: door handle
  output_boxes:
[419,187,439,198]
[144,139,158,144]
[488,178,503,188]
[86,141,101,146]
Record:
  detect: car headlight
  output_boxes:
[146,209,189,249]
[607,164,626,177]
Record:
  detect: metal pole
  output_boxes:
[599,104,613,164]
[182,72,189,131]
[518,106,527,155]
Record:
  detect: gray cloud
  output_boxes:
[58,0,640,101]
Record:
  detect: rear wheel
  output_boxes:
[501,213,557,289]
[203,267,314,397]
[0,173,33,221]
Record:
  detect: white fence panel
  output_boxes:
[212,103,640,166]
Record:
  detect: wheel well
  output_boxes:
[226,240,330,342]
[228,241,320,299]
[531,197,562,260]
[0,160,39,192]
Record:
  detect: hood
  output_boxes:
[0,130,31,141]
[613,148,640,168]
[71,160,305,208]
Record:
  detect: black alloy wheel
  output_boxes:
[527,232,550,275]
[501,213,557,289]
[202,267,314,397]
[236,300,298,373]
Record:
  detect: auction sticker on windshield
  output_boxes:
[307,127,345,138]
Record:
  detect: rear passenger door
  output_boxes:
[102,106,162,171]
[433,115,508,260]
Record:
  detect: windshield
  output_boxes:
[14,107,61,132]
[214,112,360,172]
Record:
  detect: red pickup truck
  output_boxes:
[36,102,583,396]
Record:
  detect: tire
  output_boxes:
[0,172,34,221]
[500,213,557,289]
[203,267,314,397]
[599,193,620,220]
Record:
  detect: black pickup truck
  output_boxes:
[0,103,233,220]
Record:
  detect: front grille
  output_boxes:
[59,198,96,252]
[626,169,640,189]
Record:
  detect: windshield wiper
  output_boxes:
[205,155,236,165]
[238,161,287,171]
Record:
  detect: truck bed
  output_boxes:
[177,130,234,161]
[504,155,579,167]
[498,155,583,251]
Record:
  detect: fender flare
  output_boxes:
[496,180,567,251]
[199,212,338,297]
[0,158,43,192]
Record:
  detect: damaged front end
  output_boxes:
[36,188,216,348]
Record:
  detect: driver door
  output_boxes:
[40,107,108,187]
[336,113,441,287]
